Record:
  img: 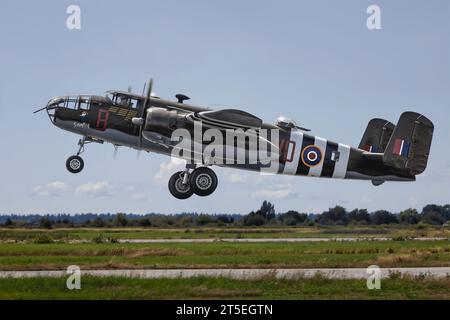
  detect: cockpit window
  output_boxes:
[116,95,130,107]
[48,96,91,110]
[105,92,114,102]
[104,91,141,109]
[129,98,140,109]
[78,97,90,110]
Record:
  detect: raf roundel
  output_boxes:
[301,145,323,167]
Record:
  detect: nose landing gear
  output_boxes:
[65,137,101,174]
[168,165,218,199]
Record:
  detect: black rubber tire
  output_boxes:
[168,171,194,199]
[66,155,84,174]
[189,167,218,197]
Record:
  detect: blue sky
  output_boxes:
[0,0,449,215]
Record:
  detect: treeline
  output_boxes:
[244,202,450,226]
[1,202,449,228]
[0,212,241,229]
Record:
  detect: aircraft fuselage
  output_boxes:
[48,92,416,185]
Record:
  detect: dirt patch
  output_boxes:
[190,285,263,298]
[0,247,193,257]
[375,253,433,266]
[126,248,192,258]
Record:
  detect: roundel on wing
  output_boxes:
[301,145,323,167]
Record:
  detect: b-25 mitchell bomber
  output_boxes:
[34,79,434,199]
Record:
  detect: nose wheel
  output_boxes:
[168,166,218,199]
[66,155,84,173]
[65,137,91,174]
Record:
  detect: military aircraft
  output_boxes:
[34,79,434,199]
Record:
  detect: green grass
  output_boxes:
[0,275,449,299]
[1,227,448,300]
[0,227,351,241]
[0,240,448,270]
[0,225,448,241]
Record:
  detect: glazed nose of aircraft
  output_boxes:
[46,97,65,110]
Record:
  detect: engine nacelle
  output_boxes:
[144,107,179,132]
[142,107,186,146]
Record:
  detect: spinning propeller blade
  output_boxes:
[134,78,153,157]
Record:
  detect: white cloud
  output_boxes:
[75,181,112,197]
[253,172,295,186]
[32,181,68,197]
[251,183,297,200]
[227,173,247,184]
[154,157,186,184]
[131,193,147,202]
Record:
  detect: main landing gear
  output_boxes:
[168,165,218,199]
[65,137,101,174]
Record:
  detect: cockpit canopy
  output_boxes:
[47,95,107,110]
[105,90,142,109]
[46,91,143,111]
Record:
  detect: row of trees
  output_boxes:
[244,202,450,226]
[1,213,237,229]
[1,202,449,228]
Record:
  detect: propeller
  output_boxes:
[132,78,153,155]
[113,145,119,158]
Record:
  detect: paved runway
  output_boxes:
[1,267,449,279]
[117,237,447,243]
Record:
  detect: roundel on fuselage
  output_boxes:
[301,145,323,167]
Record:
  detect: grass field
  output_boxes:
[0,226,448,299]
[1,275,449,299]
[0,225,448,241]
[0,240,448,270]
